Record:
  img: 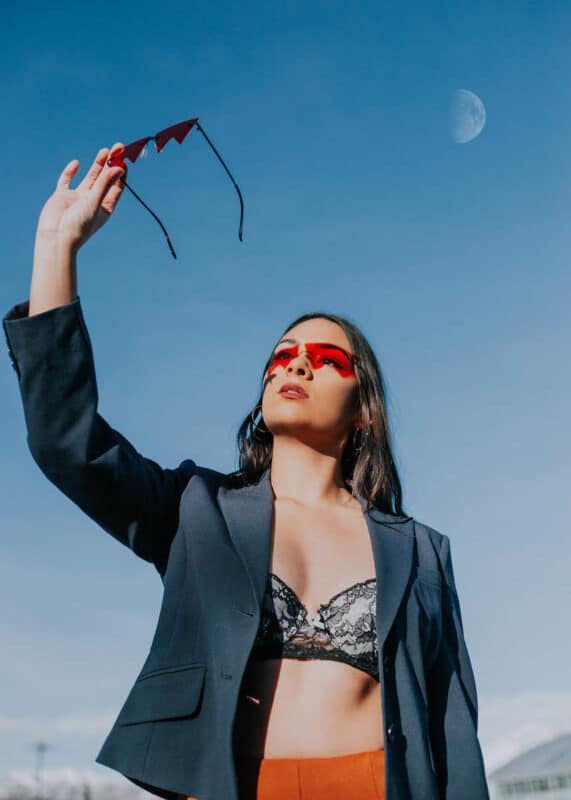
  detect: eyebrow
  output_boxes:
[275,339,347,350]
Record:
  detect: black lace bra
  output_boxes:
[251,572,379,681]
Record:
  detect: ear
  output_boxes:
[351,404,362,430]
[354,414,377,431]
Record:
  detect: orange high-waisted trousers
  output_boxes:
[188,748,386,800]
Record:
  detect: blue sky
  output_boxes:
[1,0,570,788]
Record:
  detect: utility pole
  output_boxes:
[33,741,51,800]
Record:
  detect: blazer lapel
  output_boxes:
[219,467,415,654]
[355,495,415,652]
[218,467,275,611]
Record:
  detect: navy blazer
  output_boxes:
[3,297,489,800]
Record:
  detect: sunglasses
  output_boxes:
[106,117,244,259]
[267,342,359,378]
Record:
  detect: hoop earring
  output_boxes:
[250,403,271,436]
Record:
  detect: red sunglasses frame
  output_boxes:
[107,117,244,259]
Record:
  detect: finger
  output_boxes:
[107,141,126,170]
[100,164,129,214]
[92,163,127,210]
[93,140,127,195]
[57,160,80,190]
[92,140,125,185]
[77,147,109,192]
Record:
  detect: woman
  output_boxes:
[3,146,489,800]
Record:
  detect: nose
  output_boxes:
[286,350,311,376]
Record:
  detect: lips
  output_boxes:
[278,382,309,398]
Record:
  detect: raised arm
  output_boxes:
[3,146,198,577]
[29,144,128,315]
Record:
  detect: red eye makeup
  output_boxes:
[267,342,358,378]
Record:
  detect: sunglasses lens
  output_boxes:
[107,148,125,168]
[155,118,198,152]
[108,137,151,167]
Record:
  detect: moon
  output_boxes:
[449,89,486,143]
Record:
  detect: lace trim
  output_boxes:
[251,640,379,681]
[252,573,379,682]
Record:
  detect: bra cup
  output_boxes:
[253,573,379,680]
[319,584,377,654]
[265,577,306,639]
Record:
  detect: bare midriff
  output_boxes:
[233,656,384,759]
[232,494,384,760]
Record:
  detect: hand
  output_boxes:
[36,143,128,251]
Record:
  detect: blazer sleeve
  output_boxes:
[3,296,198,577]
[427,533,490,799]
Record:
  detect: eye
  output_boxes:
[321,357,343,368]
[273,350,292,361]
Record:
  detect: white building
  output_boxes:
[488,732,571,799]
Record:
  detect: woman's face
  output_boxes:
[261,318,361,446]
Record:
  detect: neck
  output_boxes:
[268,434,355,508]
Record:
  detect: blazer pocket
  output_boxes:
[118,662,206,726]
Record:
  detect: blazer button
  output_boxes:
[387,723,396,742]
[383,654,391,672]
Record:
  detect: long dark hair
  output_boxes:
[233,311,407,516]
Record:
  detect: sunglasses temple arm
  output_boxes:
[195,122,244,242]
[119,176,177,260]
